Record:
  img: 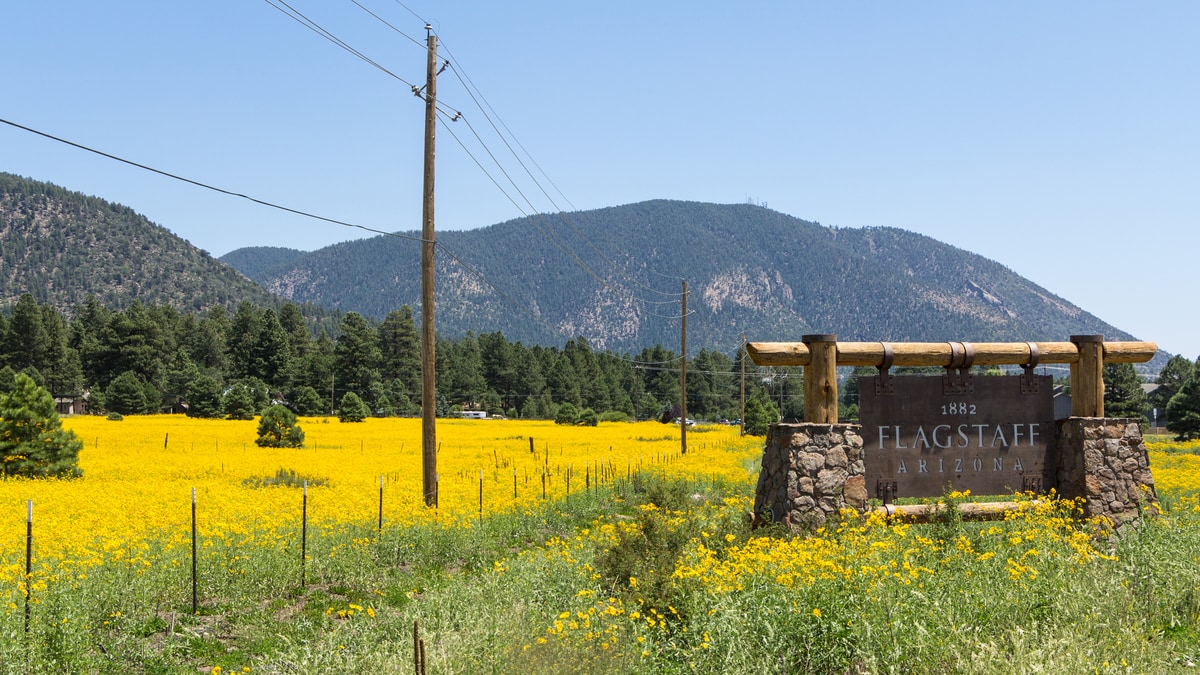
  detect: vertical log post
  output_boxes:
[802,334,839,423]
[1071,335,1105,417]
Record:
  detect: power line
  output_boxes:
[309,7,679,307]
[439,56,677,299]
[0,116,429,244]
[263,0,418,88]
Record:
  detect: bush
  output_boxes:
[598,410,630,423]
[578,408,599,426]
[338,392,370,423]
[0,374,83,478]
[242,468,328,489]
[555,402,580,425]
[106,412,124,421]
[256,405,305,448]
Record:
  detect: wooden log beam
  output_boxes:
[746,340,1157,368]
[872,501,1039,523]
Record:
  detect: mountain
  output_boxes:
[222,200,1137,352]
[219,246,308,285]
[0,172,282,314]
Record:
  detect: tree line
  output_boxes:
[0,294,783,428]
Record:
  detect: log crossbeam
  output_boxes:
[746,336,1157,422]
[746,340,1157,368]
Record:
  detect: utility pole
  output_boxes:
[740,331,746,436]
[680,280,687,455]
[420,25,438,507]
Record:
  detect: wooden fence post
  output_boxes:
[1071,335,1105,417]
[802,334,839,423]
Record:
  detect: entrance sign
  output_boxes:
[860,375,1055,499]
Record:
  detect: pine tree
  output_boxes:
[338,391,370,422]
[1167,361,1200,441]
[106,370,149,414]
[1103,363,1149,423]
[186,374,224,418]
[222,382,257,420]
[256,405,305,447]
[0,373,83,477]
[334,313,381,408]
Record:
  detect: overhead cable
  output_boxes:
[0,116,428,244]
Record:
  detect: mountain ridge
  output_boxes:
[222,199,1134,352]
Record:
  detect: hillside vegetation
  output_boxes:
[225,200,1133,351]
[0,172,281,314]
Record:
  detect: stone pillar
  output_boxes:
[1056,417,1158,526]
[754,423,865,529]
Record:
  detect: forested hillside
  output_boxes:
[226,200,1135,351]
[219,246,307,284]
[0,294,773,423]
[0,172,281,313]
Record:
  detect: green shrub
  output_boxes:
[555,402,579,425]
[241,468,328,489]
[256,405,305,448]
[338,392,370,423]
[106,412,124,421]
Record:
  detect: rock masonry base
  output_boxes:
[755,419,1157,530]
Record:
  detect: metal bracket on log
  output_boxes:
[876,479,898,505]
[942,342,975,395]
[1020,341,1041,394]
[874,342,895,396]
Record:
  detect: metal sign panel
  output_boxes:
[860,375,1056,500]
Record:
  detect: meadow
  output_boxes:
[1,417,1199,673]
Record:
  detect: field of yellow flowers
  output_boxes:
[2,416,1199,673]
[0,416,758,573]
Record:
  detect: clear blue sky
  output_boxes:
[2,2,1197,360]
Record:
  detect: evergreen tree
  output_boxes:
[378,306,421,394]
[338,391,370,422]
[222,382,257,420]
[186,374,224,418]
[106,370,149,414]
[743,388,779,436]
[0,374,83,477]
[445,332,486,408]
[226,302,260,381]
[189,312,228,372]
[1103,363,1149,423]
[3,294,48,371]
[40,303,83,398]
[1166,374,1200,441]
[256,405,305,447]
[252,309,292,389]
[333,313,381,407]
[1151,355,1195,420]
[278,303,312,359]
[292,386,325,416]
[0,366,16,394]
